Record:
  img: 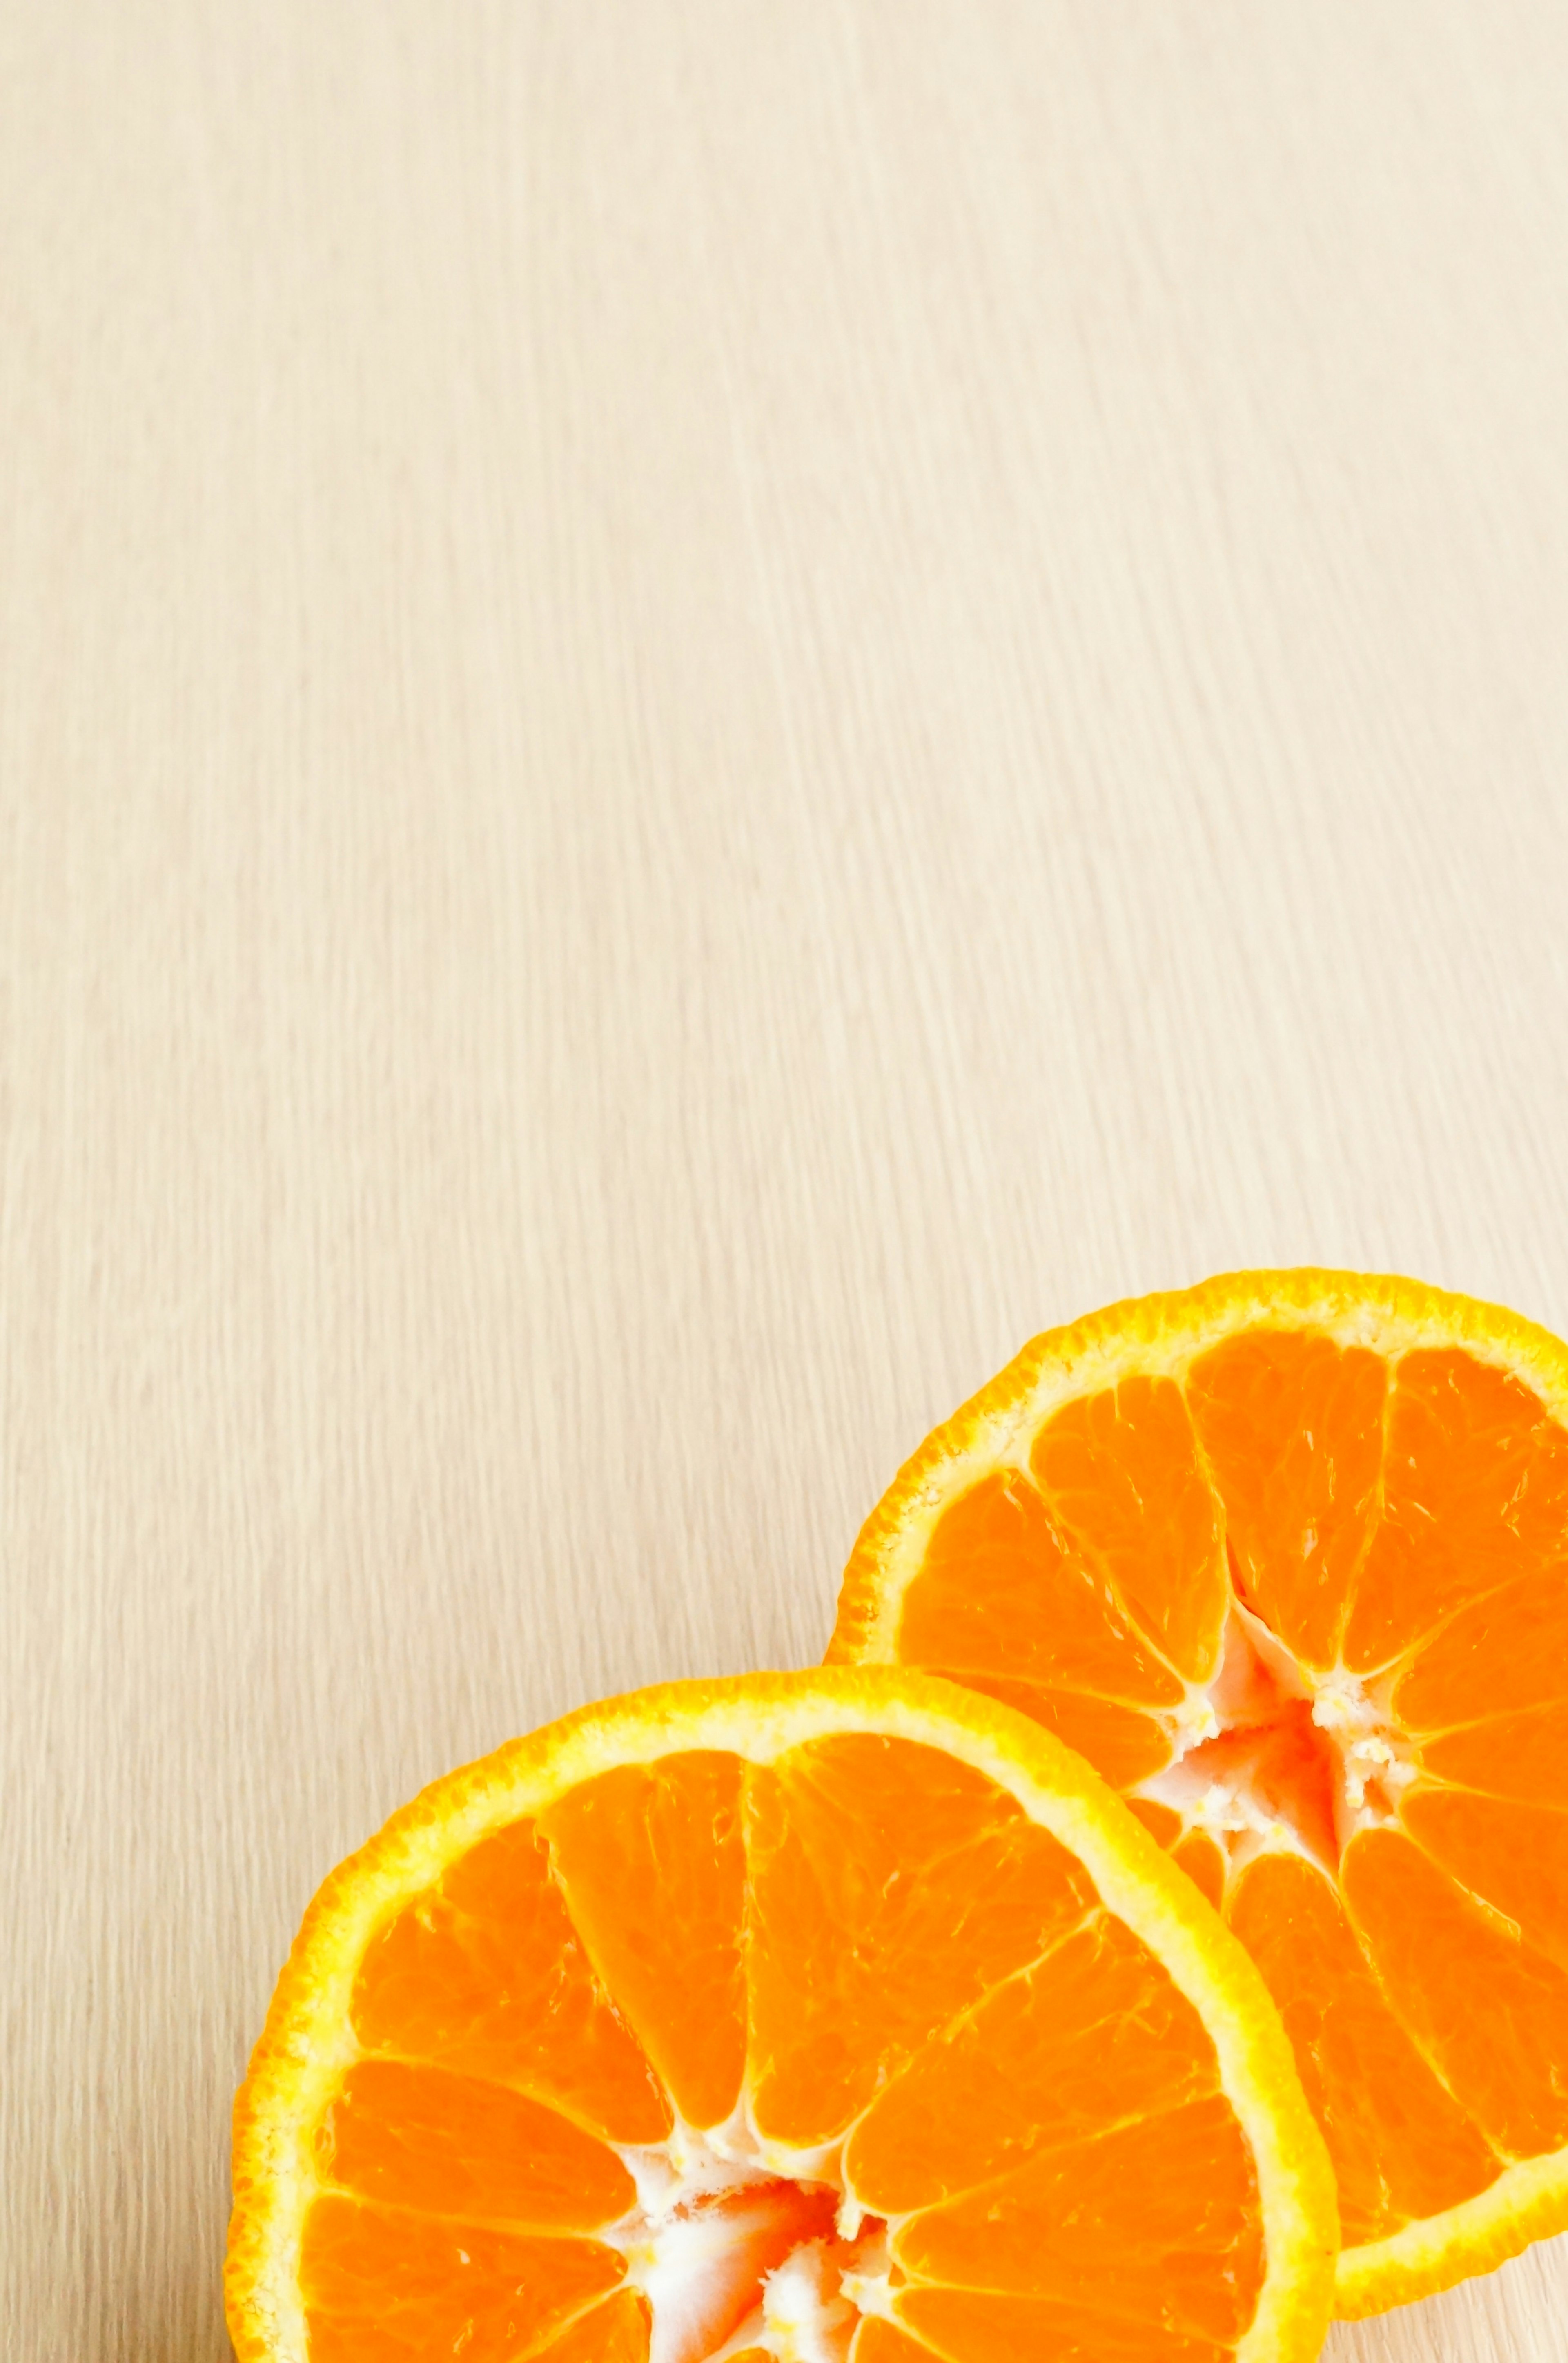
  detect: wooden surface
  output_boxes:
[6,6,1568,2357]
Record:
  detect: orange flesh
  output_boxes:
[350,1818,670,2142]
[540,1752,748,2131]
[298,2198,626,2363]
[886,1325,1568,2251]
[743,1736,1096,2146]
[893,2287,1233,2363]
[316,2059,637,2227]
[297,1736,1267,2362]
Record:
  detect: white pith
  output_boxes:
[608,2109,893,2363]
[1136,1598,1421,1878]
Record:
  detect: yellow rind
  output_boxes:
[226,1667,1336,2363]
[1335,2151,1568,2318]
[825,1266,1568,2317]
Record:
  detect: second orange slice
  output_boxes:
[829,1269,1568,2316]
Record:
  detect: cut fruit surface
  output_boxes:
[227,1670,1334,2363]
[827,1269,1568,2316]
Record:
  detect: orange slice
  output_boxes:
[226,1669,1334,2363]
[828,1269,1568,2317]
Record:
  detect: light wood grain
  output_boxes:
[5,5,1568,2356]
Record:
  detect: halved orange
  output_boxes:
[227,1669,1334,2363]
[828,1269,1568,2317]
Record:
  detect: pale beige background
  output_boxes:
[5,4,1568,2359]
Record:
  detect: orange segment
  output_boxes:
[1398,1787,1568,1972]
[541,1751,747,2129]
[317,2060,637,2227]
[1186,1332,1385,1669]
[1418,1702,1568,1806]
[1172,1830,1227,1912]
[894,2286,1231,2363]
[898,1469,1183,1704]
[1127,1796,1185,1847]
[228,1672,1336,2363]
[1392,1565,1568,1729]
[537,2292,653,2363]
[1344,1828,1568,2156]
[845,1914,1218,2215]
[298,2194,624,2363]
[1031,1377,1228,1683]
[1225,1853,1499,2248]
[1343,1349,1568,1672]
[350,1818,670,2143]
[827,1268,1568,2314]
[743,1732,1094,2147]
[893,2096,1260,2343]
[850,2324,933,2363]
